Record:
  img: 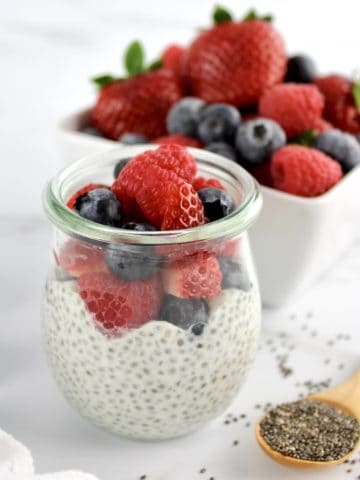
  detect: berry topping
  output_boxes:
[285,55,317,84]
[159,294,209,334]
[218,257,251,291]
[58,239,106,277]
[314,129,360,173]
[118,133,149,144]
[198,188,235,221]
[259,83,324,138]
[236,118,286,164]
[152,134,203,148]
[271,145,343,197]
[167,97,205,137]
[67,184,109,210]
[162,44,186,76]
[77,188,123,226]
[113,158,131,179]
[162,253,222,299]
[77,271,162,330]
[197,104,241,144]
[205,142,237,161]
[193,176,225,192]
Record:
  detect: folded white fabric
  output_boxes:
[1,472,99,480]
[0,429,34,475]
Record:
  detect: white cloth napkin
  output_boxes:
[1,473,98,480]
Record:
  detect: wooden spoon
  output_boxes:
[255,369,360,468]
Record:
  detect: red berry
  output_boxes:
[162,253,222,299]
[77,271,162,331]
[315,75,360,134]
[271,145,343,197]
[162,44,186,77]
[249,163,273,187]
[313,117,333,133]
[193,176,225,191]
[92,69,183,140]
[58,239,106,277]
[184,19,286,106]
[259,83,324,138]
[152,134,203,148]
[66,184,108,209]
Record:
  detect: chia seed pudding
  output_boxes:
[43,279,261,439]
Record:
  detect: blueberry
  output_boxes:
[198,104,241,144]
[113,158,131,178]
[118,133,149,145]
[356,134,360,145]
[217,257,251,291]
[198,188,235,221]
[105,244,163,281]
[205,142,237,161]
[285,55,317,83]
[159,294,209,333]
[77,188,122,226]
[167,97,206,137]
[122,222,157,231]
[314,129,360,173]
[236,118,286,165]
[81,126,103,137]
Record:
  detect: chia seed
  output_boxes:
[259,399,360,462]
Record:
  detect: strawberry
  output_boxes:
[152,134,203,148]
[78,271,162,331]
[162,44,186,77]
[162,253,222,299]
[58,239,106,277]
[184,7,286,106]
[66,184,108,210]
[193,176,225,191]
[315,75,360,134]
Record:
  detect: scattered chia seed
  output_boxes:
[245,422,251,427]
[139,475,147,480]
[277,354,293,378]
[199,468,206,474]
[240,414,246,418]
[260,399,360,462]
[233,440,239,446]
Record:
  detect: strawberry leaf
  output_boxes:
[91,74,117,88]
[124,40,145,76]
[292,129,318,147]
[213,5,233,24]
[352,82,360,112]
[147,58,163,72]
[243,9,273,22]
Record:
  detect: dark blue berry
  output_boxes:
[236,118,286,165]
[356,134,360,145]
[77,188,122,226]
[167,97,205,137]
[159,294,209,333]
[105,244,163,281]
[285,55,317,83]
[198,104,241,144]
[198,188,235,221]
[81,126,103,137]
[205,142,237,162]
[314,129,360,173]
[113,158,131,179]
[122,222,157,231]
[217,257,251,291]
[118,133,149,144]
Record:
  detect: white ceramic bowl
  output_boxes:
[57,108,360,307]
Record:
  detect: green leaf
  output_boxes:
[147,58,163,72]
[352,82,360,112]
[243,9,273,22]
[213,5,233,24]
[124,40,145,76]
[292,129,318,147]
[91,74,116,88]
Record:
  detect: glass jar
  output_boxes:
[42,145,262,440]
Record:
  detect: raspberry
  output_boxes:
[313,117,333,133]
[193,176,225,191]
[77,271,162,331]
[66,183,108,209]
[259,83,324,138]
[271,145,343,197]
[162,44,186,77]
[152,134,203,148]
[58,239,106,277]
[162,253,222,299]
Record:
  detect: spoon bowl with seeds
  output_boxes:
[255,368,360,468]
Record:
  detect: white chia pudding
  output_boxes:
[43,279,261,439]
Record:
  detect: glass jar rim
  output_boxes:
[43,146,262,245]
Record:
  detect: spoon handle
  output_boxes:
[310,368,360,419]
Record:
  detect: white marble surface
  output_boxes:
[1,1,360,479]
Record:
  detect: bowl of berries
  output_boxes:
[57,5,360,306]
[42,143,262,439]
